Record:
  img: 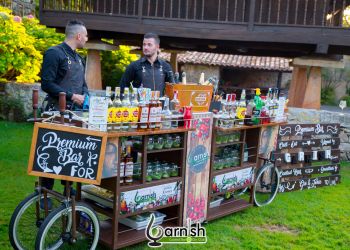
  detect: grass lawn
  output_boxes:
[0,121,349,249]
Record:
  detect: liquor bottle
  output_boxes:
[229,94,237,127]
[130,88,139,130]
[221,94,230,128]
[106,86,114,131]
[266,88,273,120]
[161,97,172,129]
[244,97,255,126]
[148,91,157,129]
[121,88,131,131]
[260,96,270,124]
[174,72,180,83]
[252,88,263,125]
[138,90,149,129]
[119,146,125,184]
[170,91,181,128]
[113,87,122,131]
[182,72,187,84]
[271,88,279,122]
[236,89,246,126]
[155,91,162,129]
[124,145,134,184]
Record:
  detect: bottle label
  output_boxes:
[125,162,134,177]
[131,107,139,122]
[114,108,122,123]
[119,162,125,177]
[122,108,130,122]
[149,107,158,122]
[156,106,162,122]
[236,107,246,119]
[140,107,149,123]
[107,107,114,123]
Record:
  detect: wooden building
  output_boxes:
[39,0,350,109]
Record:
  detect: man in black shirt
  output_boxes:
[40,19,88,194]
[120,33,174,96]
[41,19,89,110]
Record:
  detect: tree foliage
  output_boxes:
[101,43,139,88]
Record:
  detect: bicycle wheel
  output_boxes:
[9,192,61,250]
[35,202,100,250]
[253,162,280,207]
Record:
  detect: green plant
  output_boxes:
[0,95,27,122]
[340,95,350,107]
[321,86,336,105]
[0,7,42,83]
[22,16,64,53]
[101,44,139,88]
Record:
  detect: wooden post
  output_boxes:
[301,66,322,109]
[85,49,102,90]
[170,52,178,72]
[289,57,344,109]
[84,41,118,90]
[288,66,308,108]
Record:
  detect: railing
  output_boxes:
[40,0,350,28]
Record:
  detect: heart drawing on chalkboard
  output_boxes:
[53,166,62,175]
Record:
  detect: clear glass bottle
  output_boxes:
[138,90,149,129]
[155,91,162,129]
[130,88,139,130]
[170,91,180,128]
[148,91,157,129]
[106,86,114,131]
[113,87,122,131]
[236,89,246,126]
[161,97,172,129]
[121,88,131,131]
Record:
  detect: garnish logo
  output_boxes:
[146,214,207,247]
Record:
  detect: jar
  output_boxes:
[173,135,181,148]
[164,135,173,149]
[147,137,154,151]
[154,136,164,150]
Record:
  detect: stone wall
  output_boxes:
[179,64,220,83]
[220,68,292,91]
[1,82,46,117]
[288,107,350,161]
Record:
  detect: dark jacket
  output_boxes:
[120,56,174,95]
[41,42,88,101]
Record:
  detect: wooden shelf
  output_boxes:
[107,127,194,138]
[99,218,178,249]
[215,141,244,147]
[212,164,255,177]
[215,122,285,132]
[119,202,181,218]
[210,183,254,197]
[82,198,114,218]
[147,147,184,153]
[120,176,182,192]
[207,199,253,221]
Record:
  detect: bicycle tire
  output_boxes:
[35,202,100,250]
[253,162,280,207]
[9,192,61,250]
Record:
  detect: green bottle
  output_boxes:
[252,88,263,125]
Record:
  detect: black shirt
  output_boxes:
[120,57,174,95]
[41,42,88,100]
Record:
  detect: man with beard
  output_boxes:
[120,33,174,96]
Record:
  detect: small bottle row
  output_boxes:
[146,161,179,182]
[146,134,183,151]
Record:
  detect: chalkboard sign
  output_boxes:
[278,123,340,137]
[28,123,107,184]
[274,123,341,193]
